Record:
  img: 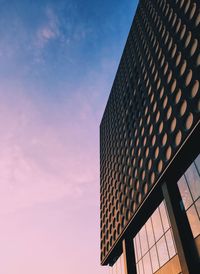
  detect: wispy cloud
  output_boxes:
[35,7,60,48]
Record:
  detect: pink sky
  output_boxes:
[0,76,111,274]
[0,0,138,273]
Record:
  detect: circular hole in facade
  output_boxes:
[185,31,191,48]
[143,136,147,146]
[185,113,193,130]
[134,180,139,191]
[162,133,168,146]
[175,89,182,104]
[148,159,153,170]
[167,70,172,83]
[166,146,172,161]
[142,182,148,195]
[152,135,156,146]
[154,147,159,159]
[158,160,163,173]
[180,60,187,75]
[149,125,154,135]
[176,18,181,33]
[153,102,157,112]
[145,147,150,157]
[159,121,164,133]
[151,172,155,184]
[196,54,200,66]
[195,12,200,26]
[191,80,199,98]
[171,118,177,132]
[171,44,177,58]
[175,131,182,146]
[138,192,143,204]
[185,70,193,86]
[189,3,196,19]
[163,96,168,109]
[142,170,146,180]
[160,87,165,99]
[180,100,187,116]
[171,79,177,93]
[166,106,172,120]
[156,111,160,122]
[176,52,182,66]
[190,39,198,56]
[197,99,200,112]
[180,24,186,40]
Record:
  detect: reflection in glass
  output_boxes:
[110,254,125,274]
[133,201,177,273]
[195,154,200,174]
[139,226,149,256]
[136,234,142,261]
[159,201,170,232]
[195,198,200,218]
[146,219,155,248]
[136,263,140,274]
[143,252,153,274]
[186,205,200,238]
[185,163,200,201]
[177,176,193,210]
[156,236,169,266]
[178,155,200,239]
[139,259,144,274]
[151,209,163,241]
[150,246,159,273]
[134,238,138,262]
[120,254,125,274]
[165,229,176,258]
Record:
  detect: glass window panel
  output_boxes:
[194,154,200,174]
[146,219,155,248]
[139,226,149,256]
[136,263,140,274]
[177,175,193,210]
[120,254,125,274]
[156,236,169,267]
[150,246,159,273]
[134,238,138,263]
[136,234,142,261]
[195,198,200,219]
[143,252,153,274]
[159,201,170,232]
[151,208,164,242]
[139,259,144,274]
[185,163,200,202]
[186,205,200,238]
[116,257,120,274]
[165,229,176,258]
[113,261,115,274]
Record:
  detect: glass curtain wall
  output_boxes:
[177,154,200,240]
[133,201,177,274]
[108,254,126,274]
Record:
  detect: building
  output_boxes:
[100,0,200,273]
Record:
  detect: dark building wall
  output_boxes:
[100,0,200,265]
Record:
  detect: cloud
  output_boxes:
[35,7,60,48]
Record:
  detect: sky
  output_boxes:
[0,0,139,273]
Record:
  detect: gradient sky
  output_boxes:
[0,0,139,273]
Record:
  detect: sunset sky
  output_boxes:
[0,0,138,273]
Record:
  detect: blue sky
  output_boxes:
[0,0,139,273]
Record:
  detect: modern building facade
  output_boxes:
[100,0,200,273]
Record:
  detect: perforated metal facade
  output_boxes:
[100,0,200,265]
